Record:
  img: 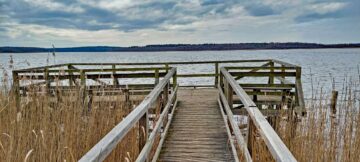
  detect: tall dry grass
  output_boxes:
[0,80,144,161]
[276,77,360,162]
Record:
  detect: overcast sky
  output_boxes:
[0,0,359,47]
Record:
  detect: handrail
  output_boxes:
[14,67,170,73]
[220,67,297,162]
[226,66,297,70]
[151,94,179,162]
[136,85,178,162]
[271,59,300,68]
[78,68,177,162]
[218,90,252,162]
[64,59,273,66]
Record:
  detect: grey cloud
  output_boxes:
[1,0,359,46]
[1,0,250,32]
[201,0,224,6]
[244,4,277,16]
[293,1,358,23]
[295,12,342,23]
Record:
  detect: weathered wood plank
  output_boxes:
[271,59,299,68]
[230,72,297,77]
[226,66,297,70]
[158,88,234,162]
[64,59,271,66]
[18,72,167,80]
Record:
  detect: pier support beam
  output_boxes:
[139,112,149,158]
[12,71,20,111]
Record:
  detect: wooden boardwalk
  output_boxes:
[14,60,303,161]
[158,88,234,162]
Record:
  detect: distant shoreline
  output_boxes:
[1,42,360,53]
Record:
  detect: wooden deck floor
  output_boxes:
[158,88,234,162]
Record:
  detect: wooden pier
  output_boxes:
[13,59,305,162]
[159,88,234,162]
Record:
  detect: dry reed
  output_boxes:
[0,81,144,162]
[276,77,360,162]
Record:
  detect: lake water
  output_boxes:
[1,48,360,99]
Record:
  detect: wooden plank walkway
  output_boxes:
[158,88,235,162]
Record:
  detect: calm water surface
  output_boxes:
[1,48,360,98]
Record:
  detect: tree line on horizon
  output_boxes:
[1,42,360,53]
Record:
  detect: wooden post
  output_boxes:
[87,89,93,112]
[139,111,149,159]
[80,70,86,104]
[124,88,130,111]
[253,89,258,102]
[331,91,338,115]
[291,67,302,139]
[124,89,130,103]
[219,71,223,89]
[215,63,219,87]
[281,65,286,104]
[172,71,177,102]
[112,65,119,85]
[165,64,169,73]
[172,70,177,89]
[247,119,254,156]
[223,78,228,100]
[295,67,301,107]
[281,65,285,82]
[224,80,233,109]
[267,115,278,132]
[163,82,169,106]
[155,69,159,85]
[295,66,305,116]
[155,94,163,121]
[80,70,86,86]
[268,61,274,84]
[44,67,50,94]
[12,71,20,111]
[67,64,74,86]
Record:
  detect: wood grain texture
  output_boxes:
[158,88,235,162]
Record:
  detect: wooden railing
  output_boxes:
[13,59,305,117]
[13,59,301,88]
[225,60,305,115]
[13,59,271,88]
[218,67,297,162]
[12,59,304,116]
[78,68,178,162]
[11,59,304,161]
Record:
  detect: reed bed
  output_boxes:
[276,77,360,162]
[1,59,360,161]
[0,83,144,162]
